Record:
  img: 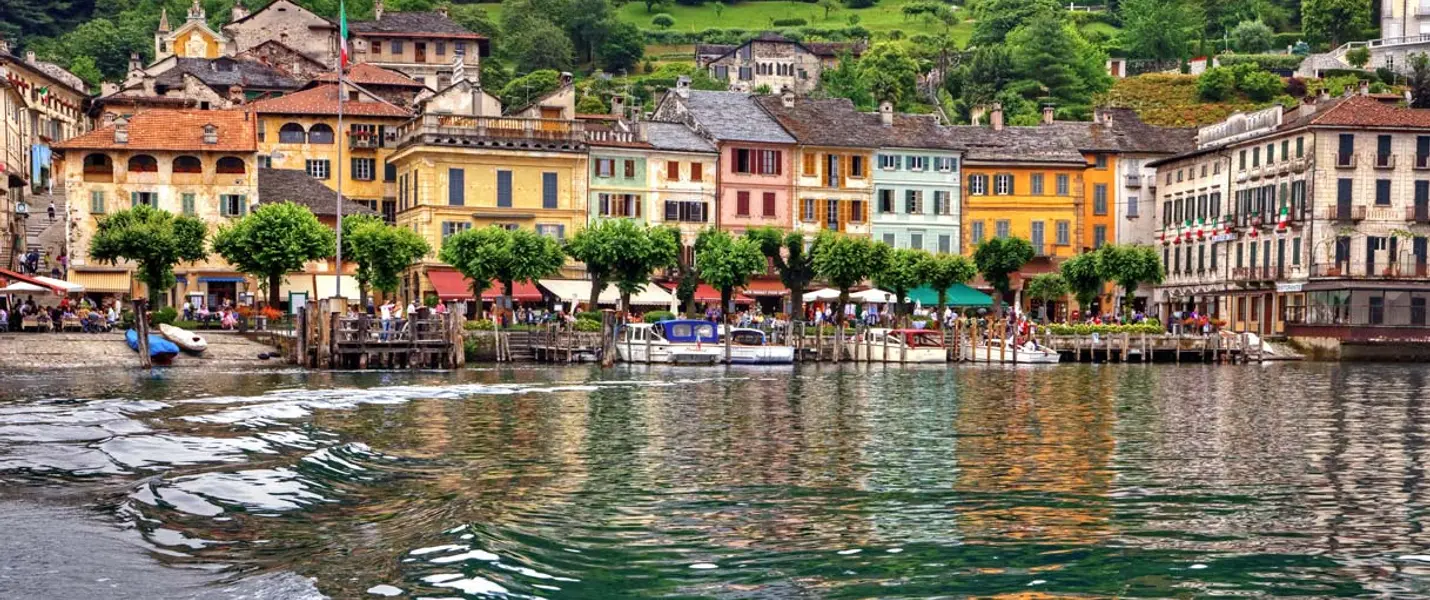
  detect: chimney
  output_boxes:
[100,112,118,127]
[202,123,218,144]
[228,85,244,105]
[374,0,384,20]
[780,87,795,108]
[990,102,1004,132]
[25,50,36,65]
[675,75,691,99]
[128,52,143,74]
[1359,80,1370,96]
[114,117,129,144]
[1041,104,1054,125]
[560,71,573,87]
[879,100,893,126]
[435,5,448,17]
[970,105,986,127]
[231,0,249,21]
[1318,87,1330,102]
[611,94,625,117]
[0,36,10,56]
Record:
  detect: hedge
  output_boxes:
[771,18,808,27]
[1216,54,1304,71]
[641,25,869,45]
[1271,31,1304,49]
[1044,323,1165,335]
[642,310,676,323]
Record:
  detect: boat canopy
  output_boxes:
[726,328,767,345]
[657,319,718,343]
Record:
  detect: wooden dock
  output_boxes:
[293,300,464,369]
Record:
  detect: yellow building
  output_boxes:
[755,96,876,237]
[1080,151,1117,253]
[154,0,229,60]
[247,83,411,223]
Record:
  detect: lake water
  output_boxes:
[2,363,1429,598]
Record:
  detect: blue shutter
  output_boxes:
[448,168,465,206]
[497,171,512,207]
[542,172,557,209]
[131,191,139,207]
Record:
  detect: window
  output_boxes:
[1201,164,1207,178]
[1056,220,1070,246]
[1266,142,1275,164]
[1127,195,1139,217]
[1214,161,1221,175]
[936,157,957,172]
[1056,174,1069,196]
[257,155,272,169]
[391,40,404,54]
[543,172,558,209]
[441,221,471,242]
[971,220,985,245]
[667,161,680,180]
[1095,154,1108,169]
[536,224,565,242]
[1378,134,1392,166]
[306,159,330,179]
[447,168,465,206]
[1031,221,1045,255]
[598,193,641,217]
[1296,136,1304,158]
[883,233,896,246]
[878,189,894,213]
[738,66,752,80]
[385,163,396,182]
[907,156,928,171]
[762,192,776,217]
[1093,184,1108,215]
[181,193,196,216]
[352,157,375,181]
[851,155,865,177]
[1338,134,1355,166]
[624,159,636,178]
[1031,173,1045,195]
[939,235,952,253]
[905,189,922,214]
[736,191,750,216]
[308,123,335,144]
[760,150,780,175]
[993,174,1012,195]
[1177,169,1184,182]
[596,158,614,178]
[691,162,703,181]
[995,220,1010,238]
[372,41,382,54]
[128,154,158,173]
[1239,150,1246,170]
[1093,225,1107,249]
[909,232,923,250]
[279,122,306,143]
[880,154,899,170]
[1211,242,1218,270]
[173,155,202,174]
[89,191,104,214]
[802,197,816,222]
[216,156,246,174]
[436,42,446,56]
[969,174,987,195]
[1377,179,1391,205]
[733,148,781,175]
[934,190,951,215]
[1292,236,1301,265]
[803,153,816,176]
[665,201,708,223]
[496,170,512,207]
[1281,140,1289,162]
[219,194,246,217]
[1252,147,1260,168]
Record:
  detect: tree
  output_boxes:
[713,1,725,22]
[499,69,562,110]
[971,236,1034,314]
[88,204,208,308]
[818,50,875,110]
[1095,244,1164,318]
[970,0,1061,47]
[343,215,431,309]
[1345,46,1371,69]
[644,0,669,12]
[1059,251,1105,312]
[1119,0,1204,61]
[212,202,336,308]
[872,248,930,319]
[1302,0,1369,47]
[439,225,565,311]
[650,13,675,28]
[563,0,615,63]
[1022,273,1067,322]
[1008,12,1097,107]
[480,56,513,92]
[818,0,839,20]
[694,228,766,318]
[1230,19,1274,53]
[505,20,574,73]
[576,93,608,114]
[746,226,818,320]
[1239,70,1285,102]
[1410,53,1430,109]
[1197,67,1238,101]
[566,219,675,310]
[598,21,645,74]
[920,252,977,320]
[811,231,891,324]
[67,56,101,91]
[857,42,920,108]
[612,225,681,312]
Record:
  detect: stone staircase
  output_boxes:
[2,185,67,271]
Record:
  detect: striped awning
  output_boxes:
[68,270,132,294]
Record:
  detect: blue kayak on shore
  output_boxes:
[126,329,180,365]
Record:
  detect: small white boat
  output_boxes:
[159,323,208,354]
[722,327,794,364]
[617,320,723,364]
[856,328,949,363]
[962,338,1060,363]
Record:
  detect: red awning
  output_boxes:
[669,283,753,305]
[481,280,543,302]
[428,270,544,302]
[742,279,788,296]
[0,268,65,293]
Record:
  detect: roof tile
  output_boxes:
[54,109,256,152]
[246,84,412,118]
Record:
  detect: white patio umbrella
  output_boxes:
[0,281,49,294]
[801,288,841,303]
[30,276,83,294]
[849,288,897,304]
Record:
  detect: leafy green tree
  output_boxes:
[819,0,839,20]
[439,225,565,308]
[1302,0,1370,47]
[1023,272,1068,322]
[972,236,1034,314]
[1008,12,1104,108]
[67,56,101,91]
[1059,251,1105,311]
[1345,46,1371,69]
[872,248,930,319]
[1239,70,1285,101]
[650,13,675,28]
[1096,244,1164,318]
[1119,0,1204,61]
[1410,53,1430,109]
[746,226,818,320]
[212,202,336,308]
[563,0,614,63]
[449,4,500,45]
[88,204,208,308]
[566,219,667,310]
[480,56,512,93]
[818,51,875,110]
[342,215,431,309]
[499,69,562,109]
[920,252,977,319]
[611,224,681,311]
[811,231,891,324]
[505,20,574,74]
[1197,66,1238,101]
[576,93,608,114]
[598,21,645,74]
[694,228,766,317]
[970,0,1061,47]
[858,42,920,108]
[644,0,669,12]
[1230,19,1274,53]
[713,1,725,22]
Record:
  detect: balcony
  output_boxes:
[1232,266,1274,283]
[1125,174,1143,188]
[1417,154,1430,170]
[348,134,387,150]
[1312,261,1430,278]
[1334,153,1357,169]
[1327,204,1367,222]
[394,114,588,151]
[1408,205,1430,223]
[1374,153,1396,169]
[1291,157,1309,173]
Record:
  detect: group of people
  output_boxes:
[181,298,241,330]
[2,296,120,333]
[16,249,66,279]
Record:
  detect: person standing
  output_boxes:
[47,201,55,222]
[379,300,396,341]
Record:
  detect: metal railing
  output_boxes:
[395,114,587,146]
[1408,205,1430,223]
[1334,153,1357,169]
[1376,153,1397,169]
[1327,204,1367,222]
[1285,304,1430,328]
[1312,261,1430,278]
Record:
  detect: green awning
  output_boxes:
[908,284,993,307]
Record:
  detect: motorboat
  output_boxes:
[722,327,794,364]
[158,323,208,354]
[856,328,949,363]
[962,338,1061,363]
[617,320,723,364]
[126,329,180,366]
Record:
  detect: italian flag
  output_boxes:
[338,0,349,68]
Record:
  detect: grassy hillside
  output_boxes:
[615,0,973,43]
[1098,74,1269,127]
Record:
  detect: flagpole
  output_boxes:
[335,0,346,304]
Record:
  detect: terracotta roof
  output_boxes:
[1308,94,1430,128]
[257,168,376,216]
[349,12,483,38]
[54,109,256,152]
[246,84,411,117]
[315,63,424,88]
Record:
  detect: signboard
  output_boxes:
[1276,282,1304,293]
[1209,233,1238,243]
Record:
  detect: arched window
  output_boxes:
[82,153,113,174]
[173,155,202,174]
[307,123,335,144]
[278,122,306,144]
[216,156,246,174]
[127,154,158,173]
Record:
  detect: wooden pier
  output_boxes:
[294,300,464,369]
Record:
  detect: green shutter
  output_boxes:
[240,195,248,215]
[90,191,104,214]
[182,193,196,216]
[130,191,139,208]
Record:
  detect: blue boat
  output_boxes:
[126,329,180,365]
[617,319,722,364]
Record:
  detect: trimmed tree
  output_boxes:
[920,252,977,321]
[872,247,931,320]
[811,231,892,324]
[88,204,208,307]
[343,214,431,309]
[972,236,1034,315]
[611,224,681,313]
[745,226,818,319]
[1096,244,1165,319]
[694,228,766,318]
[565,219,679,312]
[212,202,335,308]
[1059,251,1106,314]
[1023,272,1068,323]
[439,225,565,312]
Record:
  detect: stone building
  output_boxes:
[0,41,90,191]
[0,78,27,269]
[94,55,304,117]
[54,110,259,304]
[348,1,489,91]
[755,93,875,238]
[697,33,865,95]
[312,63,429,110]
[154,0,231,61]
[222,0,340,69]
[234,41,332,81]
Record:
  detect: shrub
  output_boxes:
[651,13,675,28]
[574,318,603,332]
[1377,66,1397,84]
[642,310,676,323]
[119,310,135,331]
[1197,67,1237,101]
[1239,70,1285,101]
[576,311,604,322]
[1271,31,1304,49]
[1346,47,1371,69]
[1285,76,1307,97]
[151,306,178,326]
[772,17,807,27]
[1230,20,1274,53]
[463,319,495,331]
[1215,54,1304,71]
